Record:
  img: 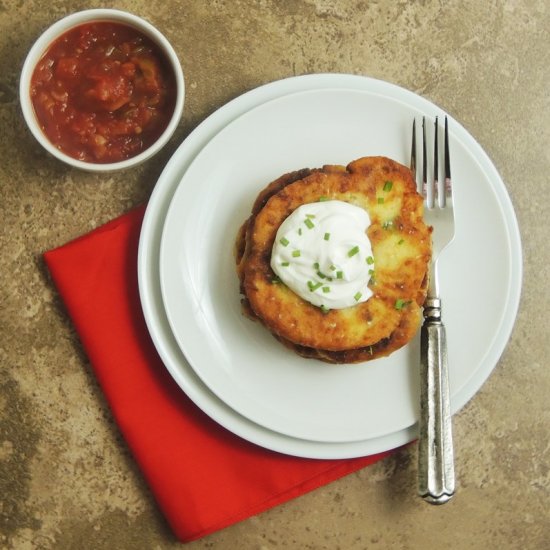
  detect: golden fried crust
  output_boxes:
[236,156,432,363]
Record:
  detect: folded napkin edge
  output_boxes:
[179,451,390,542]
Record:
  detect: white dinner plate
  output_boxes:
[157,79,522,445]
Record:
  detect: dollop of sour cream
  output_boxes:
[271,200,375,310]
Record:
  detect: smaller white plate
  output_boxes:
[159,84,522,444]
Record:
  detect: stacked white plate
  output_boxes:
[137,74,522,459]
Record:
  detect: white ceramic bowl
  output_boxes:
[20,9,185,171]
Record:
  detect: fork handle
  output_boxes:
[418,297,455,504]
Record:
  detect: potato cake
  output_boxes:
[235,156,432,364]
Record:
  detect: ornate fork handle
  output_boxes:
[418,297,455,504]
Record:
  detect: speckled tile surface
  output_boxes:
[1,1,549,548]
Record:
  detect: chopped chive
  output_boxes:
[398,238,405,245]
[304,218,315,229]
[306,213,316,218]
[329,264,336,271]
[271,275,281,284]
[368,268,375,275]
[281,261,290,267]
[377,197,384,204]
[348,245,360,257]
[313,261,320,269]
[395,298,411,310]
[308,281,323,292]
[383,180,393,192]
[317,269,332,281]
[324,232,331,241]
[292,250,301,257]
[280,237,289,246]
[298,228,302,236]
[322,286,330,293]
[366,256,374,265]
[354,291,362,302]
[320,305,330,314]
[336,271,344,279]
[318,196,329,202]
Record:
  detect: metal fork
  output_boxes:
[411,116,456,504]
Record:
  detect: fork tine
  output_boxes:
[434,116,439,207]
[410,118,417,177]
[444,116,452,206]
[422,117,428,203]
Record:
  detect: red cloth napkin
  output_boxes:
[43,205,392,542]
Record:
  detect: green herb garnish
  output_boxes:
[348,245,360,257]
[307,281,323,292]
[280,237,289,246]
[383,180,393,192]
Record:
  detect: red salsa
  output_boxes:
[30,22,177,163]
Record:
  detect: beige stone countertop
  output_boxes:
[1,1,549,548]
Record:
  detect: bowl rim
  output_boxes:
[19,8,185,172]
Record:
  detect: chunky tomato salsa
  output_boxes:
[30,22,177,163]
